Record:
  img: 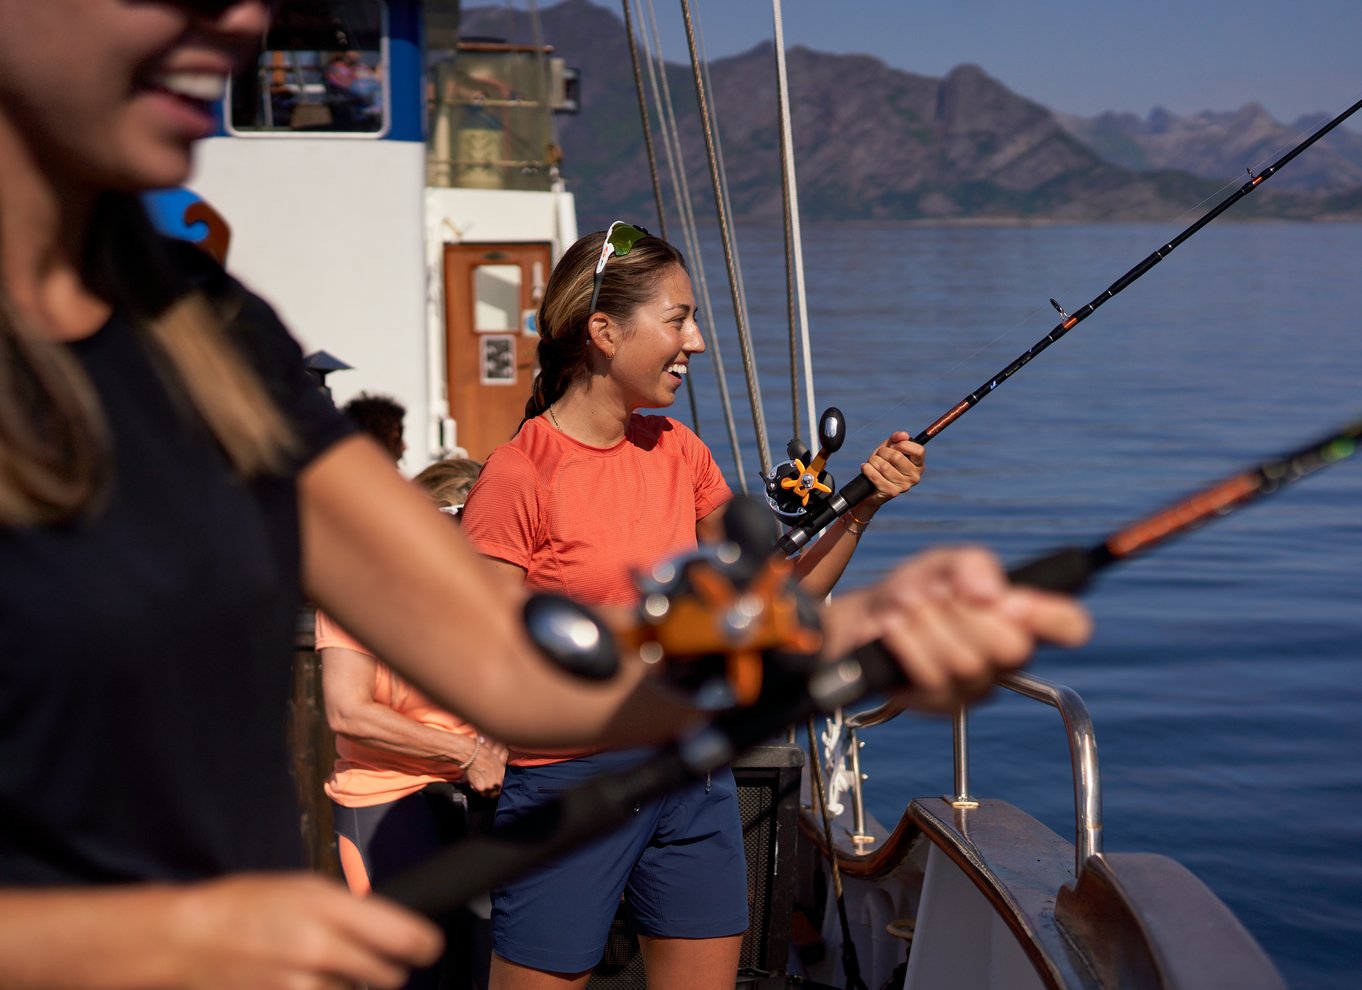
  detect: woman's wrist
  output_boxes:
[457,735,484,771]
[842,506,874,535]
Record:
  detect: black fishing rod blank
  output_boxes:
[775,96,1362,556]
[378,419,1359,918]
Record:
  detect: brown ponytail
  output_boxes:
[523,228,686,423]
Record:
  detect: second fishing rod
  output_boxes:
[773,95,1362,557]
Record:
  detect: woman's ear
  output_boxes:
[586,313,617,359]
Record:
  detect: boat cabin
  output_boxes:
[153,0,580,466]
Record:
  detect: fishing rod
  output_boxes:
[378,416,1360,917]
[773,96,1362,557]
[1006,415,1361,593]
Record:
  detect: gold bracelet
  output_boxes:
[841,510,871,535]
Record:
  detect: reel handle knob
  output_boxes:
[522,593,619,681]
[817,407,846,456]
[721,495,781,585]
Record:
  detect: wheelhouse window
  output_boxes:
[229,0,387,135]
[427,42,580,192]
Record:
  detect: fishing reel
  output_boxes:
[522,497,824,710]
[764,407,847,523]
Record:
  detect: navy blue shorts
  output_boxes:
[491,750,749,973]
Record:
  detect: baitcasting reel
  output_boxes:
[764,407,847,523]
[522,496,823,710]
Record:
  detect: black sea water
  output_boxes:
[675,219,1362,988]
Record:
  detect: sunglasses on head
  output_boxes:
[587,221,649,316]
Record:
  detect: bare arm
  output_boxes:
[321,646,507,794]
[478,555,528,593]
[0,877,440,990]
[794,431,926,599]
[304,436,1087,735]
[300,436,699,751]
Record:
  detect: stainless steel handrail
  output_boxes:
[837,670,1103,876]
[844,697,903,731]
[977,671,1103,874]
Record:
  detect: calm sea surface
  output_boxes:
[675,220,1362,987]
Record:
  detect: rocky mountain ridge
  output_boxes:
[1057,103,1362,195]
[463,0,1362,223]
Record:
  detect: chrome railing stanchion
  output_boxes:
[998,672,1102,876]
[847,726,875,850]
[950,704,979,809]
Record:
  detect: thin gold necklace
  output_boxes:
[547,405,563,432]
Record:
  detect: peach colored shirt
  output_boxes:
[317,611,479,807]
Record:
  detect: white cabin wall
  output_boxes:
[425,185,577,247]
[190,137,429,472]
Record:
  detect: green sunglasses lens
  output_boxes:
[607,223,648,257]
[589,222,650,314]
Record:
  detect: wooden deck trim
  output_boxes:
[1056,852,1287,990]
[796,794,920,879]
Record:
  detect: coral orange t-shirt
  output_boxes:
[316,611,480,808]
[461,414,731,765]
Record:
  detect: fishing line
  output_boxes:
[776,95,1362,555]
[639,0,751,491]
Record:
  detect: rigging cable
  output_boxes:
[771,0,819,447]
[694,21,756,373]
[680,0,774,478]
[639,0,749,492]
[620,0,701,431]
[769,7,866,972]
[621,0,667,247]
[775,95,1362,556]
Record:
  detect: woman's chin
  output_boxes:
[105,149,196,195]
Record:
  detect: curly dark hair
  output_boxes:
[341,392,406,460]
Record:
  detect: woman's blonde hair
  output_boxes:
[523,228,686,423]
[413,457,482,507]
[0,194,296,525]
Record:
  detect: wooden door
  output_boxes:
[444,242,550,460]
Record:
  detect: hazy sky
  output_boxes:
[620,0,1361,125]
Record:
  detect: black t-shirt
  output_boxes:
[0,256,353,885]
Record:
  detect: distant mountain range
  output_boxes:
[1057,104,1362,195]
[463,0,1362,223]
